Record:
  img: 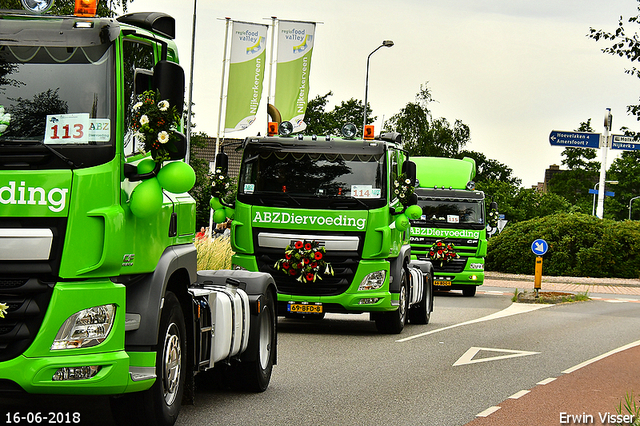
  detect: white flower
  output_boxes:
[133,102,143,111]
[158,131,170,144]
[158,100,170,111]
[405,179,411,185]
[140,115,149,126]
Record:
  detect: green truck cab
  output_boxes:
[409,156,495,297]
[222,128,434,333]
[0,5,276,426]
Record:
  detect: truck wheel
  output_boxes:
[409,271,433,325]
[462,286,477,297]
[110,291,186,426]
[375,269,408,334]
[231,288,276,392]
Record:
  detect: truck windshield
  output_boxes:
[416,198,485,229]
[238,148,387,209]
[0,43,114,168]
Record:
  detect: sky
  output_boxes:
[121,0,640,188]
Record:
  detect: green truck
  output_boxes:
[409,157,493,297]
[216,126,434,334]
[0,4,276,426]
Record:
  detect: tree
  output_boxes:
[303,92,375,137]
[606,150,640,220]
[0,0,131,16]
[589,3,640,120]
[386,83,470,157]
[457,150,521,187]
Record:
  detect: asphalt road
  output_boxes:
[174,289,640,426]
[2,287,639,426]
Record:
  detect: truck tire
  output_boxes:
[110,291,186,426]
[409,270,433,325]
[230,288,276,392]
[462,286,477,297]
[375,268,408,334]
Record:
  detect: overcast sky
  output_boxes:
[123,0,640,187]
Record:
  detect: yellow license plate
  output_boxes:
[434,280,452,286]
[288,303,323,314]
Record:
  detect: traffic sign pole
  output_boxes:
[596,108,612,219]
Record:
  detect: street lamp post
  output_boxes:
[629,196,640,220]
[363,40,393,137]
[591,180,618,216]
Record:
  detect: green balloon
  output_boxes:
[209,197,223,210]
[213,208,226,223]
[395,214,410,231]
[406,204,423,220]
[137,158,157,174]
[157,161,196,194]
[129,178,163,217]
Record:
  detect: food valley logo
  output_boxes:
[0,180,68,213]
[0,302,8,318]
[282,27,313,54]
[236,29,264,55]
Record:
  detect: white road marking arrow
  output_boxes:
[453,347,540,366]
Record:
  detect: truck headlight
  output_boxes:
[51,304,116,350]
[469,263,484,270]
[358,270,386,291]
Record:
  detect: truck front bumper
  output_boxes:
[233,254,398,314]
[0,281,155,395]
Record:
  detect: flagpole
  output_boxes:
[266,16,277,127]
[215,17,231,156]
[211,17,231,234]
[185,0,197,164]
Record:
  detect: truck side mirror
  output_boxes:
[402,160,417,185]
[168,132,187,160]
[152,60,185,117]
[215,152,229,173]
[134,68,153,95]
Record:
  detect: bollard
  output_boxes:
[534,256,543,297]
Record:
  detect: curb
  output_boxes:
[485,271,640,288]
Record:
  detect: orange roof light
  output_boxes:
[74,0,98,17]
[267,122,278,136]
[363,125,375,140]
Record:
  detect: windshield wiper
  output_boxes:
[40,142,82,169]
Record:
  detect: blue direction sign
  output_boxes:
[549,131,601,148]
[531,239,548,256]
[588,188,615,197]
[611,134,640,151]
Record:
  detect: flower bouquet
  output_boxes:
[429,239,460,267]
[131,90,182,163]
[393,172,415,207]
[274,240,334,283]
[211,167,232,198]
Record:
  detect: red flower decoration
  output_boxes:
[274,240,334,283]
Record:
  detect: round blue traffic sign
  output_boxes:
[531,239,548,256]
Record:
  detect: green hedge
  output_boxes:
[486,213,640,278]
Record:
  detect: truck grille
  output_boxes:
[0,218,67,276]
[0,278,53,362]
[410,236,476,273]
[257,253,359,296]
